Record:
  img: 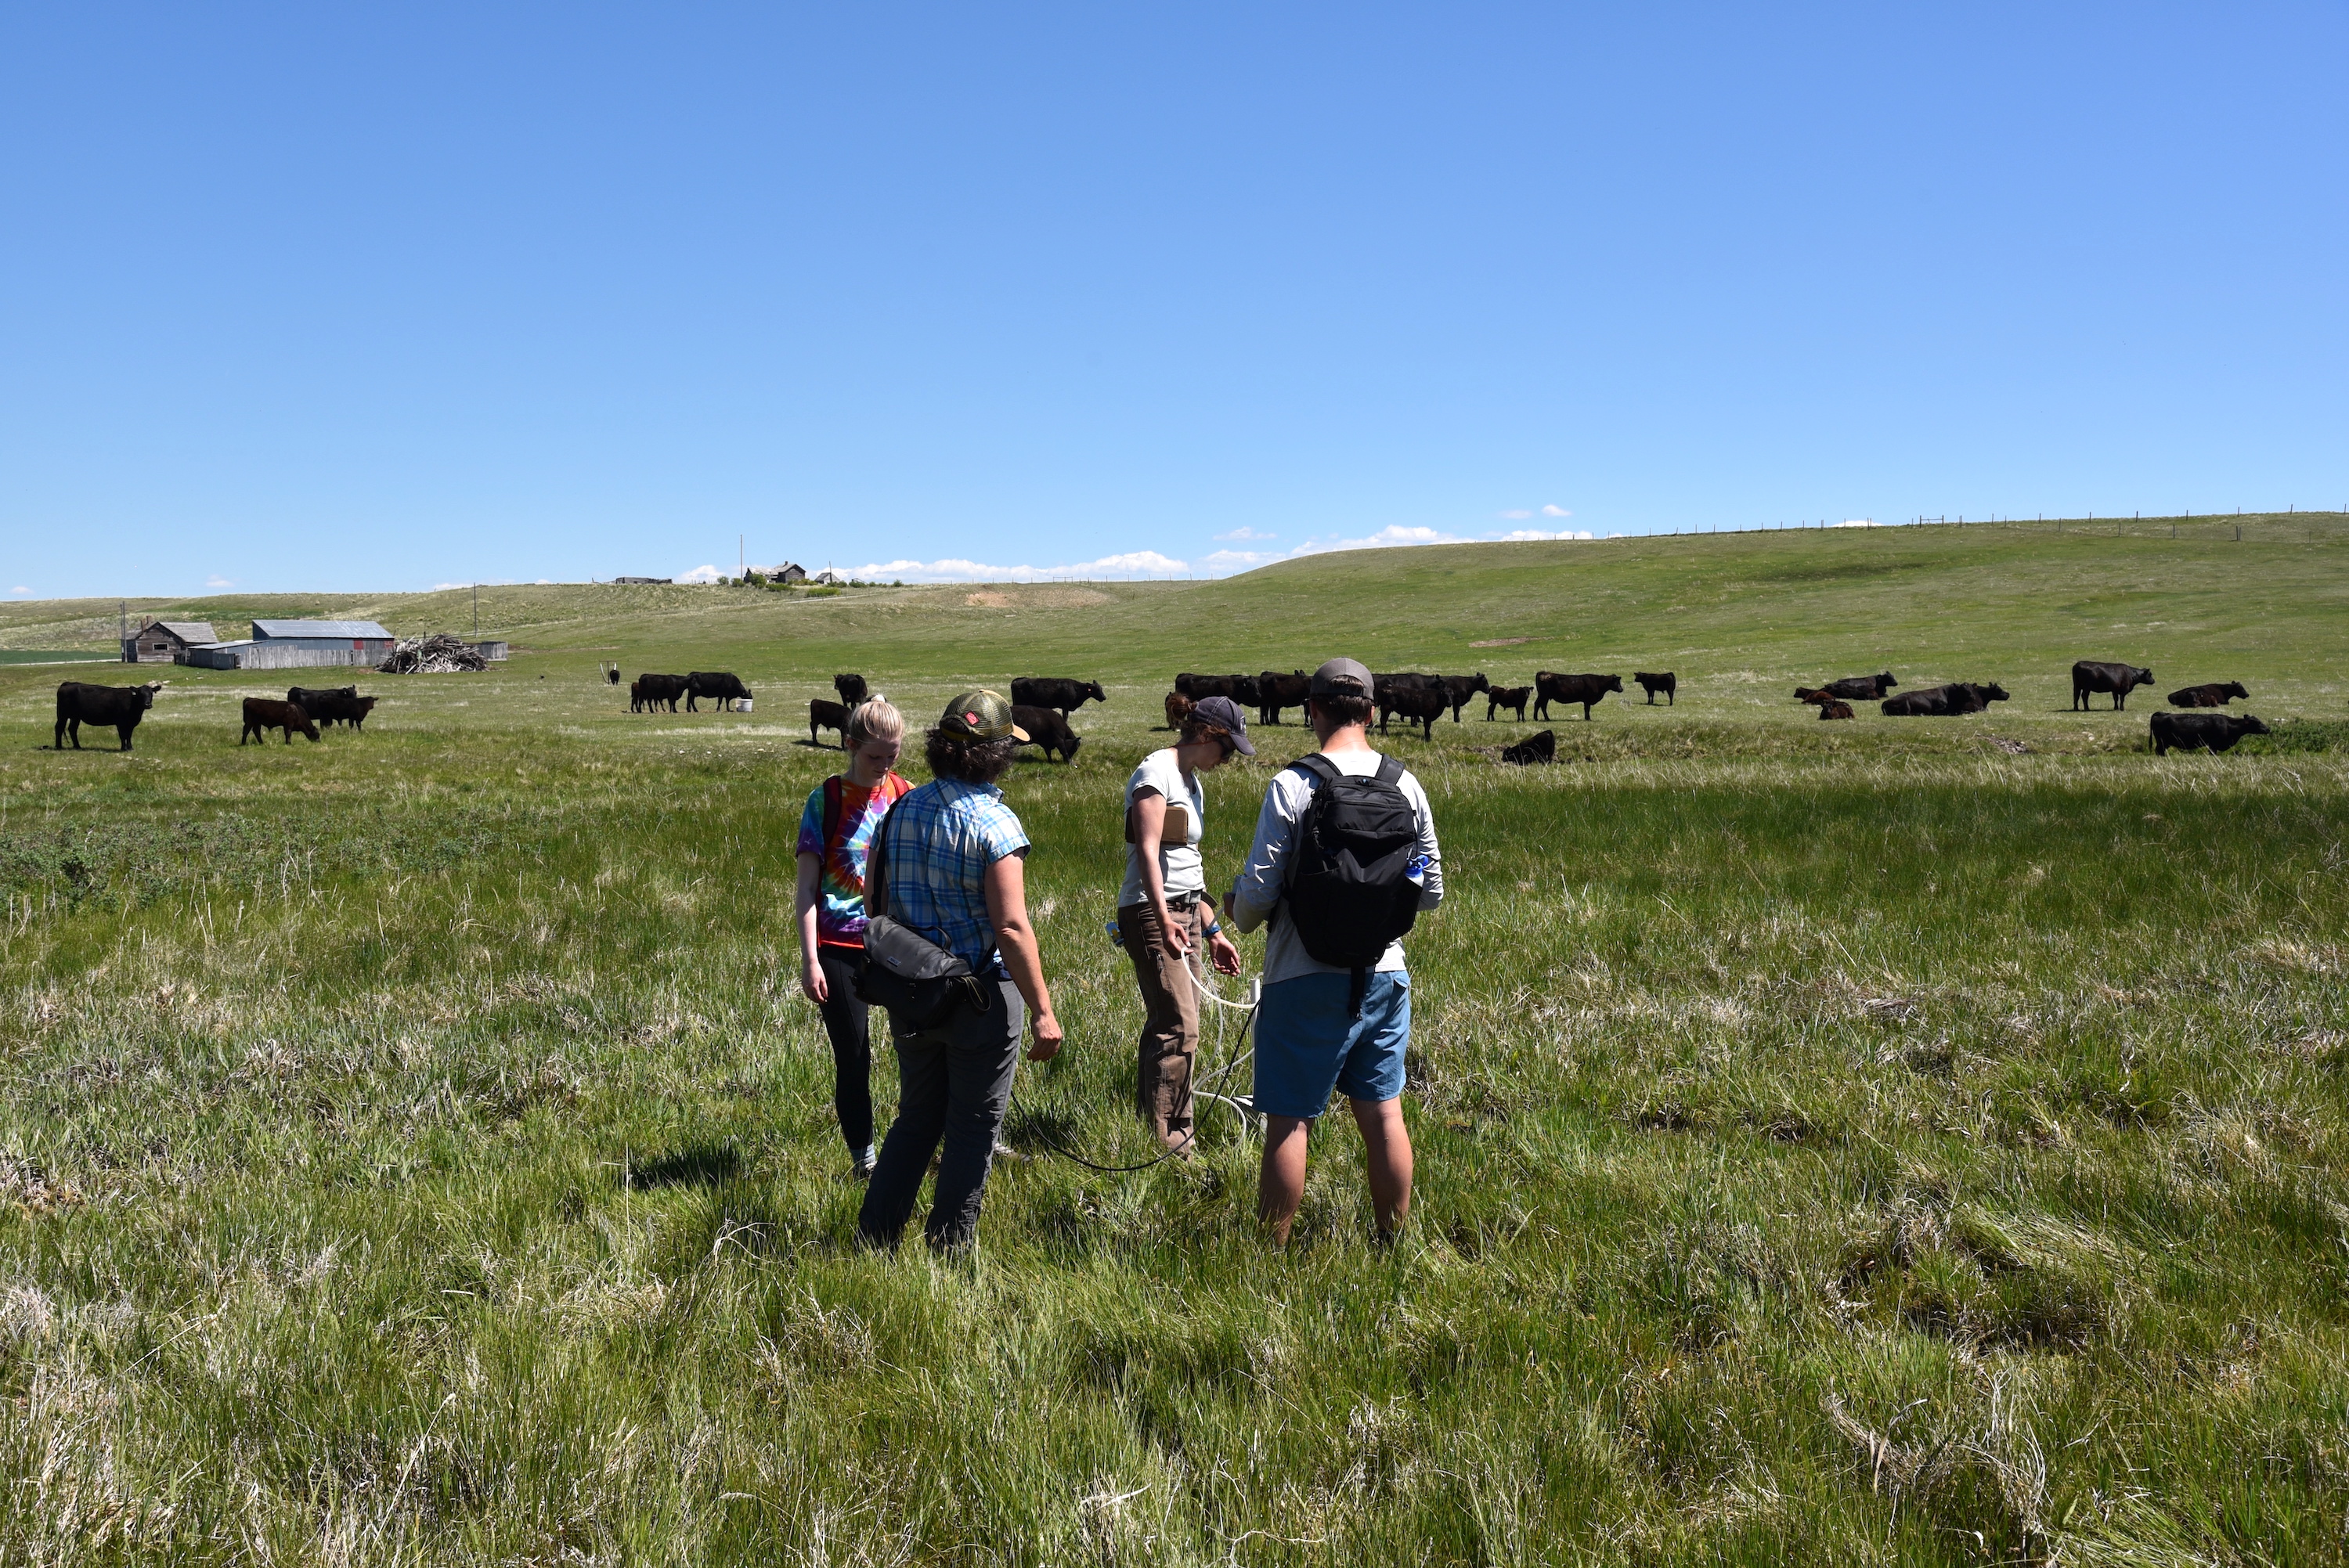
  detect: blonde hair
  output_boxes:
[846,697,903,746]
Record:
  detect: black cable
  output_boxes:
[1008,1000,1257,1173]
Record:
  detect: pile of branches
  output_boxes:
[378,633,488,674]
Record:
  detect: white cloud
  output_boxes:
[1203,549,1283,571]
[1541,503,1572,517]
[1833,519,1880,528]
[1495,528,1593,542]
[1214,526,1276,542]
[677,564,724,583]
[845,550,1193,583]
[8,586,30,597]
[1498,509,1532,520]
[433,582,468,591]
[205,575,234,588]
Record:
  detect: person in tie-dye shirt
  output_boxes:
[795,697,911,1177]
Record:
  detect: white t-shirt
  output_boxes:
[1229,748,1442,986]
[1119,748,1206,908]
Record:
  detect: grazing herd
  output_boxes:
[38,652,2287,762]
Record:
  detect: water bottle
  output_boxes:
[1405,852,1431,887]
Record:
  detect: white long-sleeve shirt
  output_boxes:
[1227,748,1442,986]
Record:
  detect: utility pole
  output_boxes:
[472,583,478,636]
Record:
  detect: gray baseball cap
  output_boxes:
[1189,694,1257,755]
[1309,658,1373,697]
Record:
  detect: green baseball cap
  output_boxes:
[939,689,1028,742]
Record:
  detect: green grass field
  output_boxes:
[2,519,2345,1564]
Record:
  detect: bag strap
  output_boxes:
[1290,752,1340,788]
[864,802,893,921]
[821,774,845,855]
[1373,753,1403,785]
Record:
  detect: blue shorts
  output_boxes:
[1251,970,1411,1120]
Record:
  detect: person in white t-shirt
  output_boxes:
[1227,658,1441,1245]
[1117,694,1252,1152]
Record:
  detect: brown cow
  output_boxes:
[1163,691,1195,731]
[1794,687,1834,705]
[1817,699,1854,720]
[241,698,319,745]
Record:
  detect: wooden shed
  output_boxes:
[121,620,219,664]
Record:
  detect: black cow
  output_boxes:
[1882,682,2010,716]
[1485,684,1532,721]
[834,672,868,706]
[1534,672,1623,722]
[1174,672,1259,705]
[1634,672,1676,705]
[1010,677,1107,716]
[809,698,849,748]
[1501,730,1556,765]
[1438,673,1490,722]
[54,680,164,752]
[633,673,687,712]
[1372,673,1438,730]
[1256,670,1311,726]
[605,665,622,686]
[1012,705,1083,762]
[288,687,376,730]
[1794,687,1834,706]
[687,671,751,712]
[2073,661,2155,711]
[241,698,319,745]
[1822,673,1898,701]
[2167,681,2248,708]
[1378,683,1450,741]
[1817,699,1854,720]
[2151,711,2268,755]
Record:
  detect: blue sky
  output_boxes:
[4,3,2345,596]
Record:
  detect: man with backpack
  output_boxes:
[1226,658,1442,1245]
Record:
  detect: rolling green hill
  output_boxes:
[0,517,2343,1563]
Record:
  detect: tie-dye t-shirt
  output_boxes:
[796,772,914,948]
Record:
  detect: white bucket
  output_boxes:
[735,697,752,713]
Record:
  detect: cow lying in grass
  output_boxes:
[1882,683,2009,716]
[1822,673,1897,700]
[241,698,319,745]
[1817,699,1854,719]
[2167,681,2247,708]
[1501,729,1556,765]
[2151,711,2268,755]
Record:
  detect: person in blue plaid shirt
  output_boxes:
[855,689,1064,1252]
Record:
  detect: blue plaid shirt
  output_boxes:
[874,777,1030,975]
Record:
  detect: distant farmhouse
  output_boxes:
[753,563,807,584]
[122,620,220,663]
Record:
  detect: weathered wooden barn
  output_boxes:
[121,620,219,663]
[181,618,398,671]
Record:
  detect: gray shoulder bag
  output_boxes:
[854,806,994,1029]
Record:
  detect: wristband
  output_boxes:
[1203,921,1223,937]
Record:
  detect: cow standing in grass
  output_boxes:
[54,681,164,752]
[1380,683,1450,741]
[687,671,751,712]
[1485,684,1532,721]
[633,673,687,712]
[1634,672,1676,705]
[1438,673,1489,722]
[1011,705,1083,762]
[809,698,850,748]
[834,672,868,706]
[1534,672,1622,722]
[2073,661,2154,711]
[241,698,320,745]
[1009,677,1106,717]
[1255,670,1310,726]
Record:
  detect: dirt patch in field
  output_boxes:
[964,587,1113,609]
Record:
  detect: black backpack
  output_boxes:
[1281,753,1422,974]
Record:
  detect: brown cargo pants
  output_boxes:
[1117,898,1207,1152]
